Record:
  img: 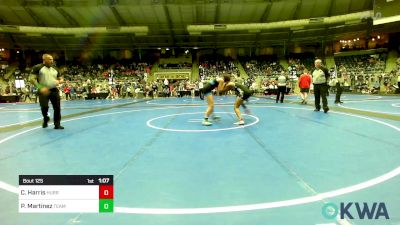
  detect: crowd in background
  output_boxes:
[199,55,239,81]
[241,56,285,79]
[1,54,400,103]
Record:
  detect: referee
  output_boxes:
[312,59,330,113]
[29,54,64,129]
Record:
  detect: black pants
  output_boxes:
[23,94,31,102]
[335,84,343,103]
[276,86,286,102]
[314,84,329,110]
[39,88,61,126]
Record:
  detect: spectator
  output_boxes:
[383,76,390,94]
[276,72,287,103]
[372,79,380,94]
[298,69,311,104]
[151,82,158,98]
[397,72,400,94]
[64,85,71,100]
[164,78,169,88]
[335,73,345,104]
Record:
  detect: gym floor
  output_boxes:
[0,94,399,225]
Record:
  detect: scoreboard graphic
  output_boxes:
[18,175,113,213]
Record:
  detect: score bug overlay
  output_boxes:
[19,175,114,213]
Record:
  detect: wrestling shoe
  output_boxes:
[202,120,212,126]
[234,120,245,125]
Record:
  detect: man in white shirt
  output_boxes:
[312,59,330,113]
[164,78,169,88]
[276,72,287,103]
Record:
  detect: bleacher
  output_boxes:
[334,52,389,93]
[1,49,399,103]
[334,54,386,75]
[240,55,282,79]
[287,52,316,71]
[154,56,193,81]
[198,55,239,80]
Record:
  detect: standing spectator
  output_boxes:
[335,73,345,104]
[22,85,32,102]
[70,85,76,100]
[383,76,390,94]
[29,54,64,129]
[198,80,204,90]
[397,72,400,94]
[312,59,330,113]
[163,85,170,97]
[134,84,141,99]
[115,83,121,97]
[298,69,311,104]
[276,72,287,103]
[30,85,38,103]
[64,85,71,100]
[288,66,298,94]
[164,78,169,88]
[125,84,131,98]
[169,83,175,97]
[151,81,158,99]
[372,79,381,94]
[121,83,127,98]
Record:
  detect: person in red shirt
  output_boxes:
[64,85,71,100]
[298,69,312,104]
